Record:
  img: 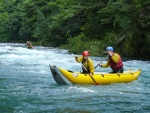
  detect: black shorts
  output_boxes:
[112,67,124,73]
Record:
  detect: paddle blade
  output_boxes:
[96,83,100,85]
[90,76,100,85]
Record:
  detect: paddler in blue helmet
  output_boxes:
[75,51,94,76]
[98,46,124,73]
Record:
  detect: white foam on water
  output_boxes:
[0,43,150,113]
[67,86,97,93]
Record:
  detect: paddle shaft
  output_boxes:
[79,61,99,85]
[94,55,109,69]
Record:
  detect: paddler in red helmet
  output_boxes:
[98,46,124,73]
[75,50,94,76]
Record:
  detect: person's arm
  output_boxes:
[88,59,94,74]
[75,56,83,63]
[101,60,110,68]
[111,53,120,63]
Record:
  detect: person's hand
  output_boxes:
[75,56,80,62]
[90,73,93,76]
[98,63,102,67]
[108,51,113,56]
[75,56,78,59]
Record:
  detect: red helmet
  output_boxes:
[82,51,89,57]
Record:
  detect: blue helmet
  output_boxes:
[106,46,113,51]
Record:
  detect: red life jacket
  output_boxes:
[109,54,123,69]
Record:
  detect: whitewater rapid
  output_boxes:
[0,43,149,113]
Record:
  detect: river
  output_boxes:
[0,43,150,113]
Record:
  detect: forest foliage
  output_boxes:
[0,0,150,59]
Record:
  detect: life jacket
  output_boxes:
[82,58,90,73]
[109,54,123,70]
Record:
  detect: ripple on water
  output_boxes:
[0,43,150,113]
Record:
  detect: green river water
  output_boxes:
[0,43,149,113]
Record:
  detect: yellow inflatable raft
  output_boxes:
[49,65,141,85]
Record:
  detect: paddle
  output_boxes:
[94,55,109,69]
[80,61,99,85]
